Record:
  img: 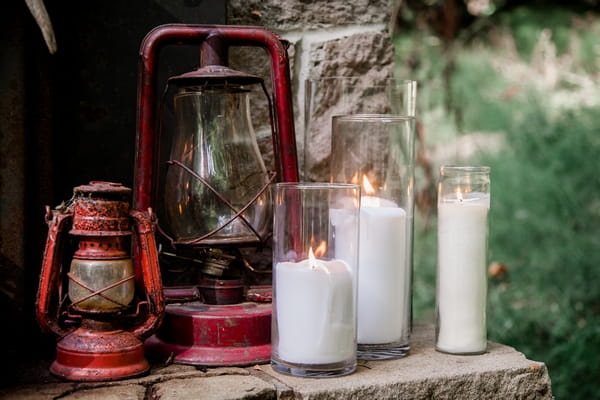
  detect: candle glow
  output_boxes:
[308,242,328,270]
[362,175,376,195]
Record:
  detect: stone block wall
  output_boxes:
[227,0,397,181]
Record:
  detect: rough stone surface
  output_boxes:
[302,32,395,181]
[259,323,553,400]
[0,383,74,400]
[227,0,394,183]
[0,324,552,400]
[150,374,276,400]
[308,32,393,79]
[228,0,391,31]
[61,385,146,400]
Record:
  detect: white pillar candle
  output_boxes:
[275,255,355,365]
[357,196,408,344]
[437,192,490,354]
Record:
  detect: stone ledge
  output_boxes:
[0,323,552,400]
[258,324,552,399]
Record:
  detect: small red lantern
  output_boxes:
[36,181,164,381]
[133,24,299,366]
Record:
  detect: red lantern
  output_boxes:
[133,25,298,366]
[36,181,164,381]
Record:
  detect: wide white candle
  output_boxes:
[437,191,490,353]
[357,196,408,344]
[275,254,354,364]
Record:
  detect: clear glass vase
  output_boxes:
[271,182,360,378]
[330,114,416,360]
[303,77,416,182]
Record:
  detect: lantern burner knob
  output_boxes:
[200,249,237,277]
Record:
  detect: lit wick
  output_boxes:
[456,187,464,203]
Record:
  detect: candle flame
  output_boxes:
[308,245,329,273]
[350,172,359,185]
[314,240,327,258]
[362,175,376,195]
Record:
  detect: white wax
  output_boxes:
[330,208,358,265]
[357,202,409,344]
[275,258,355,364]
[361,195,398,208]
[436,193,490,353]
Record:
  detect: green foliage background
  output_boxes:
[395,4,600,399]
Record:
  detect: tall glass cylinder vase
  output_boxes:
[330,114,415,360]
[303,78,416,182]
[271,182,360,377]
[436,165,491,355]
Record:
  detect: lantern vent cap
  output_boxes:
[74,181,132,197]
[168,65,263,87]
[70,181,133,236]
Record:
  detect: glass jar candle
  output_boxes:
[271,182,360,377]
[330,114,415,360]
[436,165,491,354]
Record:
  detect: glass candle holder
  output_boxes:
[330,114,415,360]
[436,165,491,355]
[271,182,360,378]
[303,78,416,182]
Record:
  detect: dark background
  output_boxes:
[0,0,226,385]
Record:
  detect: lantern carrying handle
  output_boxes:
[133,24,299,212]
[129,208,165,339]
[36,208,73,338]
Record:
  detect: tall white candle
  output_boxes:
[357,196,408,344]
[331,188,410,345]
[437,192,490,354]
[275,255,355,364]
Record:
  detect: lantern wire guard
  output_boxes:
[156,67,278,247]
[134,25,299,367]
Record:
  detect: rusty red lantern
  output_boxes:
[36,181,164,381]
[133,24,299,366]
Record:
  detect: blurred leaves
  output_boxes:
[398,3,600,399]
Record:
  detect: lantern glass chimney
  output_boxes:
[68,256,135,312]
[162,83,271,244]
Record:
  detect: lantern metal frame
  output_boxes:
[133,24,299,367]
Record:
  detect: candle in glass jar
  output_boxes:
[274,250,355,364]
[357,196,407,344]
[436,191,490,354]
[331,178,409,345]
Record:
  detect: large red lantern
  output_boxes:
[133,25,299,366]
